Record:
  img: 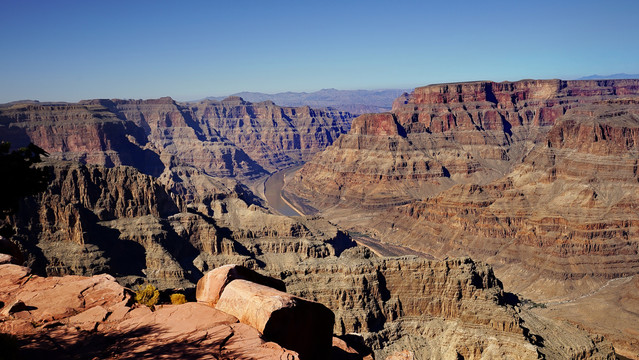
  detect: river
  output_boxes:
[262,165,304,216]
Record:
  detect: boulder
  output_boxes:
[0,253,14,265]
[215,279,334,360]
[196,264,286,306]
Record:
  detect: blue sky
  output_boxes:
[1,0,638,102]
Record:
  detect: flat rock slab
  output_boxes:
[216,279,334,360]
[115,303,298,359]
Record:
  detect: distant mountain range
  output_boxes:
[196,88,409,115]
[577,73,639,80]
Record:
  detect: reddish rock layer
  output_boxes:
[287,79,639,208]
[0,96,354,180]
[0,264,301,360]
[371,103,639,300]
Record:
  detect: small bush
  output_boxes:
[135,284,159,311]
[170,293,187,305]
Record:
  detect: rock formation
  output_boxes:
[8,159,356,290]
[196,265,334,360]
[287,79,639,208]
[369,102,639,299]
[279,249,615,359]
[281,80,639,355]
[0,96,355,180]
[0,263,302,359]
[189,97,353,172]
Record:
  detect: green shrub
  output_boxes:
[135,284,159,311]
[170,293,187,305]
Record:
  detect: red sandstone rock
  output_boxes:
[215,279,334,360]
[0,265,301,359]
[196,264,286,306]
[68,305,108,331]
[0,253,14,265]
[350,113,403,136]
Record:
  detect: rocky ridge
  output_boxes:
[287,79,639,208]
[0,96,355,180]
[0,255,615,359]
[283,80,639,355]
[9,160,355,290]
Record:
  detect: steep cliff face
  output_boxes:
[9,160,356,289]
[0,102,164,176]
[91,97,269,179]
[280,251,614,359]
[287,79,639,208]
[190,97,353,172]
[371,102,639,300]
[0,97,354,181]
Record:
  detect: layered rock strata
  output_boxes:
[371,103,639,299]
[9,160,356,289]
[0,96,354,180]
[287,79,639,208]
[279,249,615,359]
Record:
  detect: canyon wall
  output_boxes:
[284,80,639,303]
[281,250,614,359]
[0,96,355,180]
[9,160,356,290]
[287,79,639,208]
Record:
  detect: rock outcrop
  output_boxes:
[0,263,302,360]
[197,265,335,360]
[287,79,639,208]
[0,96,355,180]
[8,160,357,290]
[216,280,334,360]
[279,249,615,359]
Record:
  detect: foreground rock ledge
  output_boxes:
[0,264,301,359]
[197,264,335,360]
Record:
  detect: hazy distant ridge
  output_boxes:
[577,73,639,80]
[197,88,409,115]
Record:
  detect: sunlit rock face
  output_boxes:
[0,96,355,179]
[287,79,639,208]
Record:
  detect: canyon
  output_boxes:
[1,80,638,358]
[284,79,639,357]
[0,96,354,179]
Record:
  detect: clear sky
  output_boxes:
[1,0,638,102]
